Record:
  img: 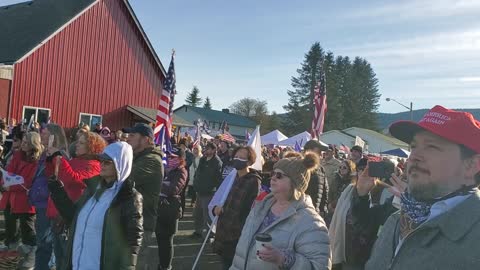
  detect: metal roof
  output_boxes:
[0,0,166,76]
[127,105,194,127]
[174,105,257,128]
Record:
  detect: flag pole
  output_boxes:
[192,216,218,270]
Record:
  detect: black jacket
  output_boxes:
[49,176,143,270]
[305,166,329,217]
[193,155,223,195]
[130,146,163,231]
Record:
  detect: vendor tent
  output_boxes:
[260,130,288,145]
[278,131,313,148]
[380,148,410,158]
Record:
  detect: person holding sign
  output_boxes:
[0,132,43,269]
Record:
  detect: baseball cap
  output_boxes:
[389,105,480,153]
[123,123,154,139]
[304,139,329,151]
[351,145,363,153]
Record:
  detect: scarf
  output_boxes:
[400,185,478,239]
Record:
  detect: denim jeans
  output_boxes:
[34,208,53,270]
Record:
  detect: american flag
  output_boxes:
[221,132,236,143]
[220,120,235,143]
[311,69,327,138]
[154,52,176,150]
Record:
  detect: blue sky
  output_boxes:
[5,0,480,114]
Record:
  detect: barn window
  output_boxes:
[22,106,51,125]
[79,113,102,127]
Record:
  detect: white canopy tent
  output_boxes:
[260,130,288,145]
[278,131,328,148]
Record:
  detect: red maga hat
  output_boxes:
[389,105,480,153]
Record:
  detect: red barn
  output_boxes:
[0,0,168,131]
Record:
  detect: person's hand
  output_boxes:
[214,206,223,216]
[387,173,408,197]
[356,165,377,196]
[258,244,284,266]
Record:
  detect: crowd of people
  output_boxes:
[0,104,479,270]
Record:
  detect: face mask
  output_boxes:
[232,158,248,170]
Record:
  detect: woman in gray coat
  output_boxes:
[230,152,332,270]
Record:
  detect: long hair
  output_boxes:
[24,132,44,161]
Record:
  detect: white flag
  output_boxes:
[1,168,25,187]
[247,126,262,171]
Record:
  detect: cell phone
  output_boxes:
[368,161,395,181]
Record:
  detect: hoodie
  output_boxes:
[72,142,133,270]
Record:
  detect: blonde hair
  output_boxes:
[193,144,203,158]
[25,132,44,161]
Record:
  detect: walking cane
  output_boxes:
[191,216,218,270]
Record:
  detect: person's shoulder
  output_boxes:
[138,148,163,163]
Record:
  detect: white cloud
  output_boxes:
[346,0,480,21]
[459,77,480,82]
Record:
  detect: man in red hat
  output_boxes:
[363,105,480,269]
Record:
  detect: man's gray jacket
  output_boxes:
[366,190,480,270]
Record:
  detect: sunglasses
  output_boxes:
[340,166,348,170]
[272,171,288,179]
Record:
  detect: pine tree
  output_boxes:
[282,42,325,135]
[283,43,381,135]
[185,86,202,107]
[203,97,212,109]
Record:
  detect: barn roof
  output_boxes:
[0,0,166,76]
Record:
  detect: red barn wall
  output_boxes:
[0,79,11,118]
[10,0,163,130]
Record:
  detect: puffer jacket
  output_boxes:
[130,146,163,231]
[306,166,329,216]
[49,176,143,270]
[230,194,332,270]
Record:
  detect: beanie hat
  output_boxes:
[273,152,320,200]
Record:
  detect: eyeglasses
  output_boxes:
[272,171,288,179]
[340,166,348,170]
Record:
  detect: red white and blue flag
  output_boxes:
[0,168,25,188]
[311,69,327,138]
[154,52,176,151]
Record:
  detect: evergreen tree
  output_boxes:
[282,42,325,135]
[341,57,380,129]
[203,97,212,109]
[283,43,381,135]
[185,86,202,106]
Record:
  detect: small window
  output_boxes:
[79,113,102,127]
[22,106,51,125]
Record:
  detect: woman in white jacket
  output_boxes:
[187,144,202,206]
[230,152,331,270]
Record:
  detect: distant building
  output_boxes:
[173,105,257,140]
[321,127,408,153]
